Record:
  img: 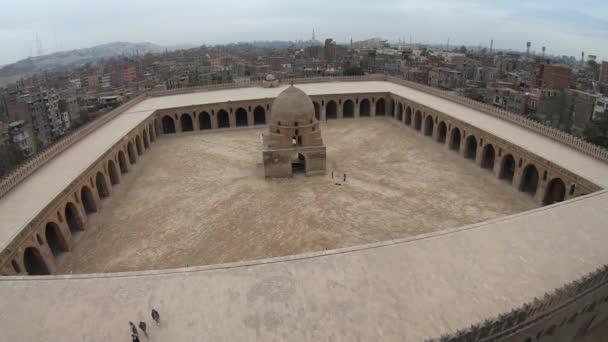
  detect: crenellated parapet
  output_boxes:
[427,264,608,341]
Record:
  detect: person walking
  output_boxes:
[129,321,138,336]
[151,309,160,324]
[138,321,148,338]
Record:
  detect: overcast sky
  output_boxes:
[0,0,607,65]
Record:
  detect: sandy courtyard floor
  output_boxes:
[58,118,537,273]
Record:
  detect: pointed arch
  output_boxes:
[80,186,97,214]
[343,99,354,118]
[108,159,120,185]
[180,113,194,132]
[326,101,337,119]
[405,107,412,125]
[499,154,516,183]
[437,121,447,143]
[45,222,68,257]
[481,144,496,170]
[65,201,84,233]
[118,151,128,174]
[359,99,370,117]
[199,111,212,130]
[254,106,266,125]
[217,109,230,128]
[449,128,461,151]
[397,103,403,121]
[414,110,422,130]
[235,108,248,127]
[424,115,434,136]
[520,164,539,196]
[23,247,50,275]
[96,172,109,199]
[162,115,176,134]
[149,124,155,142]
[375,98,386,115]
[127,142,136,164]
[135,136,143,156]
[465,135,477,160]
[142,129,149,149]
[544,178,566,205]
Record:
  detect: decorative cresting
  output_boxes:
[262,86,326,177]
[426,264,608,342]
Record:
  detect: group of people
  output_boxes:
[129,309,160,341]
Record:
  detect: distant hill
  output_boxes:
[0,42,183,86]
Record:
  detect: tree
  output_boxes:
[0,144,25,177]
[583,113,608,148]
[459,45,467,53]
[343,66,364,76]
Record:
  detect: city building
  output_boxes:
[8,120,33,156]
[539,64,573,90]
[29,87,70,146]
[600,61,608,84]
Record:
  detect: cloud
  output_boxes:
[0,0,606,65]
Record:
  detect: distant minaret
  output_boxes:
[312,28,316,46]
[526,41,531,58]
[490,39,493,54]
[350,37,353,49]
[542,46,546,58]
[581,51,585,66]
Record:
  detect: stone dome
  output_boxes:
[271,86,316,126]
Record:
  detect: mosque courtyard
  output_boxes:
[57,118,536,274]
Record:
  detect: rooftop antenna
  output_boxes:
[581,51,585,65]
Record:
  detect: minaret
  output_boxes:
[312,28,316,46]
